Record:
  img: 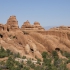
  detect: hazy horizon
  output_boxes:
[0,0,70,27]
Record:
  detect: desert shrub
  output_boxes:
[22,56,26,59]
[67,59,70,64]
[23,66,30,70]
[63,52,70,58]
[6,49,13,56]
[42,52,48,58]
[37,59,41,65]
[27,59,32,66]
[30,63,35,69]
[13,53,20,58]
[0,47,7,58]
[52,51,58,58]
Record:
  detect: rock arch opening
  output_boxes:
[0,34,3,38]
[55,48,60,51]
[30,48,34,53]
[7,28,9,32]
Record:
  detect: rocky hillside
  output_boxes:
[0,15,70,60]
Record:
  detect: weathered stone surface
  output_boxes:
[33,21,45,30]
[34,21,40,26]
[21,20,34,30]
[49,26,70,31]
[34,51,42,60]
[6,16,19,31]
[0,15,70,60]
[21,21,45,31]
[0,24,4,31]
[25,44,30,54]
[23,20,30,26]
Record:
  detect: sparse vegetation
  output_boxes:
[0,47,69,70]
[22,56,26,59]
[0,46,13,58]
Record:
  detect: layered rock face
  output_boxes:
[0,24,4,31]
[21,21,45,31]
[6,16,19,31]
[22,20,31,26]
[38,25,70,40]
[34,22,45,30]
[0,16,19,32]
[21,20,33,30]
[0,15,70,60]
[38,31,68,39]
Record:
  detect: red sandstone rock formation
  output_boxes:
[0,24,4,31]
[6,16,19,31]
[21,20,34,30]
[0,15,70,60]
[33,21,45,30]
[23,20,31,26]
[21,21,45,31]
[34,21,40,26]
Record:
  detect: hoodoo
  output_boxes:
[21,21,45,31]
[33,21,45,30]
[23,20,30,26]
[6,16,19,31]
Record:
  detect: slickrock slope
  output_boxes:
[0,16,70,60]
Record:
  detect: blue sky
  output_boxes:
[0,0,70,27]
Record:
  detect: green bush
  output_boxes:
[52,51,58,58]
[42,52,48,58]
[22,56,26,59]
[0,47,7,58]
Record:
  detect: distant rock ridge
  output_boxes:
[49,26,70,31]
